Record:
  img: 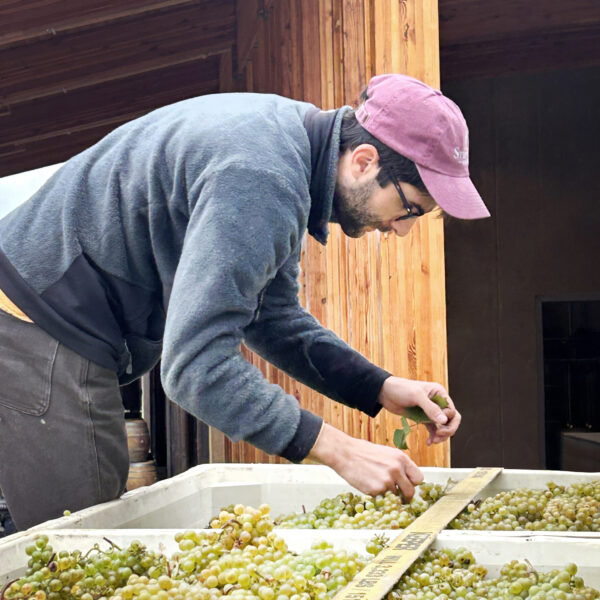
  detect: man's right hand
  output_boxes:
[306,422,424,499]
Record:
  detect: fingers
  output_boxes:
[404,458,424,485]
[425,422,437,445]
[395,479,414,500]
[416,389,451,426]
[425,408,462,445]
[443,406,461,435]
[443,395,459,418]
[313,428,427,502]
[392,455,423,501]
[418,386,461,444]
[437,406,461,437]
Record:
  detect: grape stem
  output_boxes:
[103,537,121,551]
[81,545,101,560]
[0,579,17,600]
[525,559,539,582]
[221,519,242,531]
[443,478,457,494]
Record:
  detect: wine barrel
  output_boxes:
[127,460,158,491]
[126,418,150,463]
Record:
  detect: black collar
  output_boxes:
[303,107,349,245]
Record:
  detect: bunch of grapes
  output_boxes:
[110,574,197,600]
[208,504,274,544]
[6,496,600,600]
[386,547,599,600]
[275,483,447,530]
[169,504,274,579]
[251,538,368,600]
[450,480,600,532]
[114,532,368,600]
[4,535,167,600]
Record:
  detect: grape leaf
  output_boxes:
[401,393,449,424]
[393,428,408,450]
[401,406,431,424]
[392,394,449,449]
[393,416,412,449]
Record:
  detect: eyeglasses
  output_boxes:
[390,175,425,221]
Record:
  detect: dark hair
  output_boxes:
[339,108,427,193]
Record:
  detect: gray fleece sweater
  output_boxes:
[0,93,389,460]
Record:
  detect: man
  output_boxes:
[0,74,489,530]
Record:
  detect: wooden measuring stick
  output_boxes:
[334,467,503,600]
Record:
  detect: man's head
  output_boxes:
[334,74,489,238]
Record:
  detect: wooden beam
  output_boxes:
[2,48,225,109]
[342,0,368,101]
[219,49,233,92]
[192,419,210,465]
[227,0,450,469]
[0,58,220,177]
[442,27,600,81]
[166,402,192,477]
[0,0,233,47]
[147,366,168,477]
[439,0,600,46]
[0,116,141,178]
[236,0,261,73]
[209,428,227,463]
[0,56,220,148]
[0,2,234,104]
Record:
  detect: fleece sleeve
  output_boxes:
[244,248,390,420]
[160,165,322,462]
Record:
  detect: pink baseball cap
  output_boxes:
[355,74,490,219]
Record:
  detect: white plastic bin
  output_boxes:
[1,529,599,589]
[17,464,598,534]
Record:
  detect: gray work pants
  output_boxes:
[0,311,129,530]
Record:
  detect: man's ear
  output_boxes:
[349,144,380,179]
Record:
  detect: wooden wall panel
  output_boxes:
[439,0,600,46]
[438,0,600,81]
[441,27,600,82]
[444,66,600,468]
[223,0,449,468]
[0,0,236,178]
[0,0,203,40]
[0,57,220,176]
[1,1,234,104]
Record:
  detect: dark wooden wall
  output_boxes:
[443,66,600,468]
[3,0,599,178]
[439,0,600,81]
[0,0,235,177]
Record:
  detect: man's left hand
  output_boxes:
[377,376,461,445]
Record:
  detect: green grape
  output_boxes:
[5,537,167,600]
[275,484,447,530]
[9,500,600,600]
[450,480,600,532]
[387,547,599,600]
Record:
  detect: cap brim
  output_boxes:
[416,165,490,220]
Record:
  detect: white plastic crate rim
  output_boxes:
[19,464,600,533]
[1,529,599,587]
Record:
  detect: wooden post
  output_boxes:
[223,0,448,468]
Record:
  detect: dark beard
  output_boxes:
[332,178,381,238]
